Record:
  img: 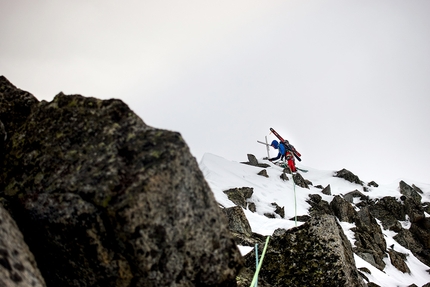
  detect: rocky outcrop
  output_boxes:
[400,180,422,204]
[222,206,267,248]
[0,76,242,286]
[0,76,38,164]
[292,172,309,189]
[222,206,252,237]
[257,169,268,177]
[353,206,387,270]
[312,178,430,273]
[370,196,405,232]
[330,195,357,223]
[0,76,38,142]
[0,203,46,287]
[334,168,363,186]
[321,184,332,195]
[369,180,430,268]
[243,215,366,287]
[222,186,286,218]
[307,194,334,217]
[242,154,270,168]
[223,187,253,209]
[223,159,430,285]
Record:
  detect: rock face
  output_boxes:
[334,168,363,186]
[0,76,242,286]
[223,187,253,209]
[211,156,430,286]
[0,204,46,287]
[244,215,365,287]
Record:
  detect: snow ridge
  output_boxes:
[199,153,430,287]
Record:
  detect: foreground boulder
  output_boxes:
[243,215,366,287]
[0,77,242,286]
[0,204,46,287]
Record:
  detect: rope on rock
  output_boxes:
[249,236,270,287]
[293,173,297,227]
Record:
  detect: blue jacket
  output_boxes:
[270,141,286,161]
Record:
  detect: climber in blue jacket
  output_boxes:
[269,140,297,172]
[268,140,286,161]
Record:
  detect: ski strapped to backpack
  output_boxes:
[269,127,302,162]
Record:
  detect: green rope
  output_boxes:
[249,236,270,287]
[293,174,297,227]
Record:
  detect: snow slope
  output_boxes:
[199,153,430,287]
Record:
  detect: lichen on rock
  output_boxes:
[0,77,243,286]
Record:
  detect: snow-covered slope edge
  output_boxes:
[199,153,430,287]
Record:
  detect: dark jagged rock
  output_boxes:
[358,267,371,275]
[370,196,405,232]
[368,181,379,188]
[321,184,331,195]
[222,206,266,248]
[307,194,334,217]
[334,168,363,186]
[1,81,242,286]
[0,76,38,164]
[403,196,425,223]
[279,172,289,181]
[0,204,46,287]
[247,153,259,166]
[412,184,423,194]
[242,154,270,168]
[248,202,256,212]
[306,193,394,271]
[409,221,430,262]
[424,202,430,215]
[289,215,311,222]
[243,215,366,287]
[343,190,369,204]
[222,206,252,236]
[353,206,387,270]
[0,76,38,141]
[235,231,267,248]
[292,172,309,189]
[0,121,5,161]
[388,249,410,273]
[394,229,430,267]
[271,202,285,218]
[328,195,391,271]
[223,187,254,209]
[330,195,357,223]
[264,213,276,219]
[400,180,422,205]
[257,169,268,177]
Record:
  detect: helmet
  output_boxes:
[271,140,278,149]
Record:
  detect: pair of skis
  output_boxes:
[269,128,302,162]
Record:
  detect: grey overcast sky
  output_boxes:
[1,0,430,184]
